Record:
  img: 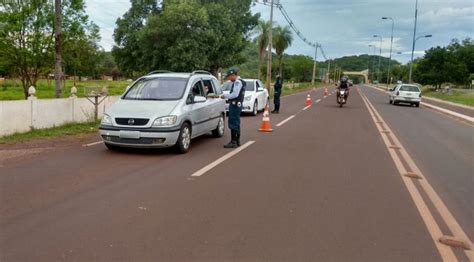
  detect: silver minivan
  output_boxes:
[99,71,226,153]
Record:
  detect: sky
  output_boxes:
[85,0,473,64]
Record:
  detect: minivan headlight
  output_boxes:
[153,116,177,127]
[245,95,252,101]
[101,114,113,125]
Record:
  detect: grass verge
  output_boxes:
[0,79,130,100]
[422,90,474,107]
[281,82,324,97]
[0,121,100,144]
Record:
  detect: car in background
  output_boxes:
[388,84,422,107]
[99,70,226,153]
[222,79,269,116]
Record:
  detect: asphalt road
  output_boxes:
[0,86,472,261]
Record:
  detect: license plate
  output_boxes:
[119,130,140,139]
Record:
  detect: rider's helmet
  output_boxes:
[341,76,348,83]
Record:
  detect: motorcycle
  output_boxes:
[337,89,347,107]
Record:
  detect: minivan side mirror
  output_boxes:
[257,87,264,92]
[186,94,194,104]
[193,95,207,103]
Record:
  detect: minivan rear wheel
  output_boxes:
[175,123,191,154]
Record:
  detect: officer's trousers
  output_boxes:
[228,103,242,132]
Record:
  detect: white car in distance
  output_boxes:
[388,84,422,107]
[222,79,269,116]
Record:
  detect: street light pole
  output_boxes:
[311,44,318,86]
[409,0,418,83]
[382,17,394,85]
[373,35,383,82]
[266,0,274,93]
[368,44,376,83]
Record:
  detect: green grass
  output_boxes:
[422,89,474,107]
[0,79,130,100]
[0,121,100,144]
[281,82,324,97]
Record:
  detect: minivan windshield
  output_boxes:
[123,77,187,100]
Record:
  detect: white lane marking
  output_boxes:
[191,141,255,177]
[83,141,103,147]
[276,115,295,127]
[422,102,474,124]
[303,105,311,111]
[359,89,473,261]
[315,99,322,103]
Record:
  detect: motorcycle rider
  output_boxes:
[336,76,350,103]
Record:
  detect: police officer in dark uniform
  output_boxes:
[218,69,245,148]
[272,75,283,113]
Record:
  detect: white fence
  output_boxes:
[0,96,120,137]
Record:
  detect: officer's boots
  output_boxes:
[235,131,241,147]
[224,130,239,148]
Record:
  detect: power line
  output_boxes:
[255,0,329,61]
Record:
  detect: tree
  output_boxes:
[272,25,293,77]
[0,1,54,99]
[416,46,468,88]
[112,0,160,77]
[0,0,100,99]
[140,0,210,71]
[255,20,272,80]
[113,0,258,77]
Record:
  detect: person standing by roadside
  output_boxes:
[272,75,283,113]
[218,69,246,148]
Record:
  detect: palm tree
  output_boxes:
[273,25,293,77]
[256,20,272,80]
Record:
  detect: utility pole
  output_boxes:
[409,0,418,83]
[382,17,394,85]
[54,0,63,98]
[327,59,331,84]
[265,0,274,94]
[311,44,318,86]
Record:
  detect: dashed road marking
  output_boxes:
[83,141,103,147]
[359,88,473,261]
[191,141,255,177]
[276,115,296,127]
[303,105,311,111]
[315,99,321,103]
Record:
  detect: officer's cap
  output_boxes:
[225,68,238,77]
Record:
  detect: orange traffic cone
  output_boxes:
[324,87,329,97]
[305,94,312,106]
[258,106,273,132]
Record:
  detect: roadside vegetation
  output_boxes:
[422,88,474,107]
[0,121,99,144]
[0,79,130,100]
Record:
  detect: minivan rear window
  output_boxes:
[123,78,187,100]
[400,85,420,92]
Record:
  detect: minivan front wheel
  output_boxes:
[212,115,225,137]
[176,123,191,153]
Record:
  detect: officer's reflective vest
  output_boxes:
[229,79,246,104]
